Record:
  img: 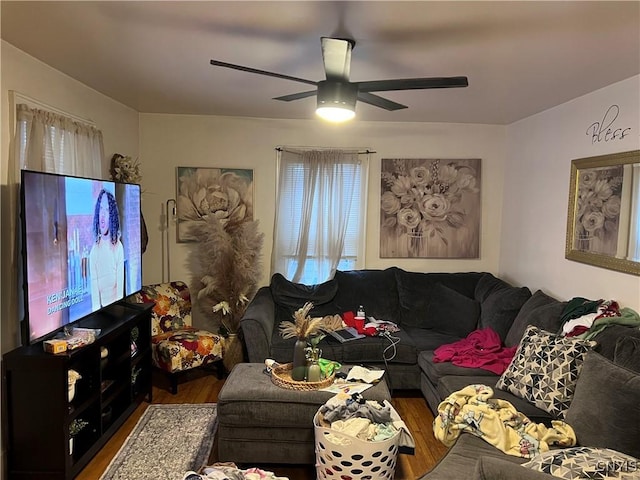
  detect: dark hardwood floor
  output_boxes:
[76,369,448,480]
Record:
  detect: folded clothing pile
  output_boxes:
[317,393,398,443]
[183,463,288,480]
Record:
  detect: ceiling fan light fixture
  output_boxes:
[315,80,357,122]
[316,106,355,122]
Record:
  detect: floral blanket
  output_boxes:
[433,384,576,458]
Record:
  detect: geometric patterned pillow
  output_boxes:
[521,446,640,479]
[496,325,596,419]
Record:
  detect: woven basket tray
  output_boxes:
[270,362,335,391]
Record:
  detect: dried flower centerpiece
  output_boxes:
[279,302,326,381]
[110,153,142,185]
[279,302,325,341]
[192,214,264,372]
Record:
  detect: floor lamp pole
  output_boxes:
[165,199,176,282]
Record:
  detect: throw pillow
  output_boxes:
[478,283,532,342]
[422,282,480,337]
[332,268,400,321]
[270,273,338,316]
[395,269,482,327]
[592,324,640,363]
[522,446,639,479]
[614,336,640,373]
[496,325,596,419]
[474,273,511,302]
[504,290,567,347]
[565,351,640,459]
[395,269,435,327]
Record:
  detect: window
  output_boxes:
[15,103,103,177]
[272,148,368,284]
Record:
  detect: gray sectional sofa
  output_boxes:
[241,268,532,390]
[239,268,640,479]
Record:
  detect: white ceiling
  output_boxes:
[2,1,639,124]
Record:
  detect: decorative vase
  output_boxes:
[291,338,307,381]
[307,348,322,382]
[223,333,243,373]
[69,437,74,456]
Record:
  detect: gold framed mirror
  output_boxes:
[566,150,640,276]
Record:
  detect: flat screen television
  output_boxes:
[20,169,143,345]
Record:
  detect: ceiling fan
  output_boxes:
[210,36,468,122]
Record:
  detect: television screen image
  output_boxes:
[21,170,142,344]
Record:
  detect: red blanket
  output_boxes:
[433,328,517,375]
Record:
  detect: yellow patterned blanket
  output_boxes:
[433,384,576,458]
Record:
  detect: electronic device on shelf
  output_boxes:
[20,169,143,345]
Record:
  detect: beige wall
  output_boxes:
[502,75,640,311]
[1,41,140,353]
[139,114,507,328]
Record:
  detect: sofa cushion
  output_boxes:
[564,352,640,458]
[496,325,595,420]
[418,350,496,385]
[477,277,531,342]
[405,328,464,353]
[420,433,528,480]
[591,324,640,361]
[422,283,480,336]
[332,268,400,322]
[436,375,553,424]
[337,329,418,364]
[270,273,337,305]
[474,273,512,302]
[504,290,567,347]
[270,273,338,316]
[269,328,418,365]
[473,457,556,480]
[614,335,640,373]
[395,270,482,328]
[521,446,639,479]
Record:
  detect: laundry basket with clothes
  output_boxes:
[314,393,414,480]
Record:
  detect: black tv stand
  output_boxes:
[3,302,153,480]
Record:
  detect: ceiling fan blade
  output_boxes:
[273,90,318,102]
[357,92,407,111]
[357,76,469,92]
[210,59,317,86]
[321,37,353,81]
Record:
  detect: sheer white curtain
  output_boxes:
[272,148,367,284]
[15,103,103,176]
[4,103,104,348]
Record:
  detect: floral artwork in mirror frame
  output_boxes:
[176,167,254,243]
[565,150,640,276]
[572,164,623,256]
[380,158,481,258]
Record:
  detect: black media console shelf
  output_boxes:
[3,301,153,480]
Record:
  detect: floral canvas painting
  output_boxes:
[572,164,623,256]
[176,167,253,243]
[380,158,481,258]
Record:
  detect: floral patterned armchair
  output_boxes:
[130,281,225,393]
